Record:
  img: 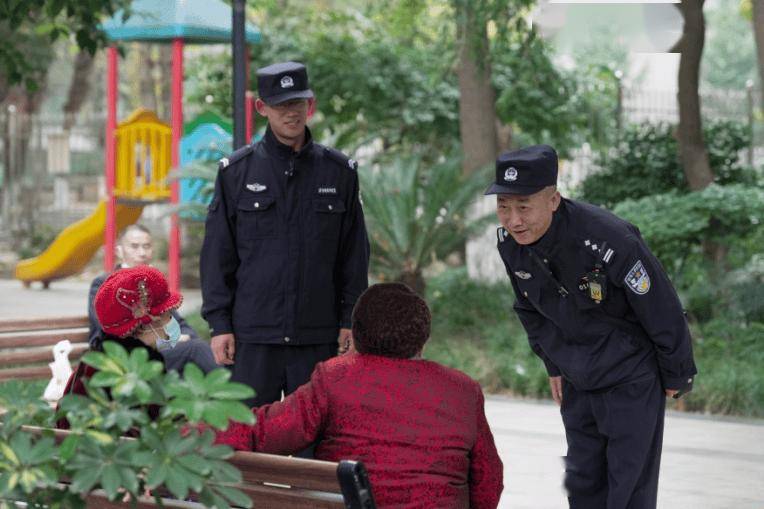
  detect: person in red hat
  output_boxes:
[56,266,183,429]
[214,283,504,509]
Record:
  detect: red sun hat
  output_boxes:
[94,266,183,338]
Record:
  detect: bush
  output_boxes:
[578,120,757,208]
[0,343,256,507]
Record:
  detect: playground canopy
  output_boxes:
[101,0,261,44]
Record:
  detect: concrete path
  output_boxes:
[1,278,762,508]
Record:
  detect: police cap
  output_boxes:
[257,61,314,105]
[484,144,558,195]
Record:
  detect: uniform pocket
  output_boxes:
[313,198,346,240]
[237,196,277,239]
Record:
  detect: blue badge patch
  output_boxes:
[625,260,650,295]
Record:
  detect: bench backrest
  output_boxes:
[21,426,371,509]
[0,316,90,381]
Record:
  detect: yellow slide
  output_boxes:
[15,201,143,286]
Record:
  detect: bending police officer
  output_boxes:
[200,61,369,407]
[486,145,697,509]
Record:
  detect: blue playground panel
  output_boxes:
[180,122,232,206]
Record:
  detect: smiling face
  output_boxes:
[256,97,315,150]
[496,187,561,245]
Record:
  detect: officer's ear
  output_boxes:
[255,98,269,117]
[549,187,562,211]
[307,98,316,119]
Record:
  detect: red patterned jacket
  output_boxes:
[215,353,504,508]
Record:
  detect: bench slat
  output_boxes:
[0,366,54,381]
[240,483,345,508]
[0,316,89,333]
[0,329,90,348]
[0,343,88,366]
[230,450,340,493]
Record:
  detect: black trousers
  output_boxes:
[562,375,665,509]
[231,342,337,407]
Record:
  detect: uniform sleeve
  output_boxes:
[615,235,697,392]
[469,385,504,509]
[337,170,370,328]
[200,169,240,336]
[508,274,562,377]
[87,276,104,347]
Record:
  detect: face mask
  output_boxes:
[151,316,181,351]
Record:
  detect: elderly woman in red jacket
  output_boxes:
[56,266,183,429]
[216,282,504,508]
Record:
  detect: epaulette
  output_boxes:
[218,144,254,170]
[497,227,509,243]
[323,146,358,171]
[582,238,616,265]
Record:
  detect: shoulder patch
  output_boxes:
[624,260,650,295]
[323,147,357,171]
[219,144,254,170]
[497,227,509,243]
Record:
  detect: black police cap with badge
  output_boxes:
[257,61,314,105]
[484,144,558,196]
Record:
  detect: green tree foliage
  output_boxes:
[702,0,757,90]
[0,342,255,507]
[579,121,756,208]
[0,0,132,90]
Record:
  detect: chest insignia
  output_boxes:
[246,183,267,193]
[318,187,338,195]
[625,260,651,295]
[514,271,532,280]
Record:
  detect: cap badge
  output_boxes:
[504,167,518,182]
[280,75,294,88]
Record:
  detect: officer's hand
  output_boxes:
[665,389,679,398]
[211,333,235,365]
[549,376,563,406]
[337,328,354,355]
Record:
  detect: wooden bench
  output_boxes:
[0,316,90,382]
[20,426,375,509]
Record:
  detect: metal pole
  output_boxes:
[104,46,118,273]
[615,69,624,136]
[232,0,246,149]
[169,38,184,293]
[746,79,754,167]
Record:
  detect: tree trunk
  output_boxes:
[455,2,499,175]
[753,0,764,106]
[395,269,426,296]
[138,45,157,113]
[158,45,173,122]
[62,51,95,131]
[675,0,714,191]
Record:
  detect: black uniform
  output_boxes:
[200,125,369,406]
[497,198,697,509]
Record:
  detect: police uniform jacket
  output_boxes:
[498,198,697,392]
[200,126,369,344]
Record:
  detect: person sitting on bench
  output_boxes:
[87,224,217,373]
[215,282,504,508]
[58,266,182,429]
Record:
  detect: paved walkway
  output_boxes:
[1,278,762,508]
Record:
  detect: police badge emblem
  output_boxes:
[504,167,518,182]
[625,260,651,295]
[280,75,294,88]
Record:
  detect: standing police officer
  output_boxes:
[200,61,369,407]
[486,145,697,509]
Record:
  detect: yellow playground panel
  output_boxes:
[14,109,172,285]
[114,108,172,201]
